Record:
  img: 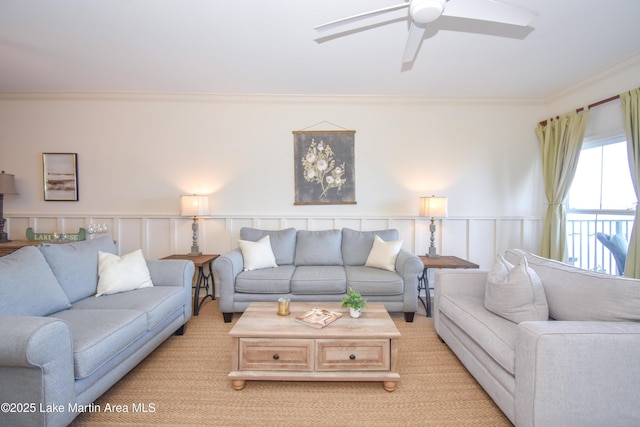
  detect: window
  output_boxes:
[566,136,636,274]
[569,137,635,211]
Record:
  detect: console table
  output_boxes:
[162,254,219,316]
[418,255,479,317]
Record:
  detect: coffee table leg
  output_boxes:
[231,380,245,390]
[383,381,397,392]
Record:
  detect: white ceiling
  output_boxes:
[1,0,640,98]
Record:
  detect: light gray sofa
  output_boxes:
[434,248,640,427]
[213,227,423,322]
[0,237,194,427]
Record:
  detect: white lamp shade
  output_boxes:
[420,196,448,218]
[0,171,17,195]
[180,195,210,217]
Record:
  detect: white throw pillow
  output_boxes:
[238,235,278,271]
[484,254,549,323]
[365,235,403,272]
[96,249,153,296]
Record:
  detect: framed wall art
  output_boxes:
[43,152,79,201]
[293,130,356,205]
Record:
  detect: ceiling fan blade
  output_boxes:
[315,2,409,32]
[443,0,537,26]
[402,21,427,63]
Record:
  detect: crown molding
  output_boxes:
[0,90,545,107]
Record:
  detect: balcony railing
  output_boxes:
[566,212,634,275]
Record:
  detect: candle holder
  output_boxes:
[277,297,290,316]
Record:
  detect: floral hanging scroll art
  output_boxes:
[293,130,356,205]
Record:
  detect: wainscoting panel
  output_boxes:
[6,214,542,269]
[468,219,498,268]
[440,219,469,259]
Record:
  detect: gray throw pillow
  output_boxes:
[239,227,296,265]
[0,246,71,316]
[484,254,549,324]
[294,229,343,266]
[341,228,399,266]
[39,236,117,303]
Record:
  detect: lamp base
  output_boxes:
[188,217,202,256]
[427,246,440,258]
[0,212,9,243]
[188,246,202,257]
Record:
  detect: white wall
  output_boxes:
[1,94,544,217]
[1,54,639,268]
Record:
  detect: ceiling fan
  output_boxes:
[314,0,537,64]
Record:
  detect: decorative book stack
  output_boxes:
[294,307,342,329]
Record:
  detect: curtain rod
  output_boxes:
[538,94,620,126]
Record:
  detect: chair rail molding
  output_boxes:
[6,213,542,269]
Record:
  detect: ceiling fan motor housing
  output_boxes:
[410,0,448,24]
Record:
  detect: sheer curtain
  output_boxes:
[536,109,589,261]
[621,88,640,278]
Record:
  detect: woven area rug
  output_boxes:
[71,300,511,426]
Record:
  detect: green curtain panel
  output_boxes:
[622,88,640,278]
[536,109,589,261]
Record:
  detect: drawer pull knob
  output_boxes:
[349,354,356,360]
[273,354,280,360]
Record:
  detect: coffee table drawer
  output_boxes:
[239,338,314,371]
[316,339,390,371]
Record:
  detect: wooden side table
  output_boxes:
[0,240,41,257]
[418,255,479,317]
[162,254,219,316]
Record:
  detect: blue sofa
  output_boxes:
[0,237,194,427]
[213,228,423,322]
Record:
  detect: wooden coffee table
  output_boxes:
[228,302,401,391]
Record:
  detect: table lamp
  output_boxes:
[0,171,18,243]
[180,194,210,256]
[420,195,448,258]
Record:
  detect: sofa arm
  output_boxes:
[516,321,640,427]
[395,249,423,311]
[147,259,195,322]
[146,259,195,287]
[212,249,244,313]
[0,316,77,427]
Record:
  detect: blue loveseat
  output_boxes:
[0,237,194,427]
[213,227,423,322]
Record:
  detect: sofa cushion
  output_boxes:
[506,249,640,321]
[72,286,184,330]
[0,246,71,316]
[484,255,548,323]
[50,308,147,379]
[291,266,346,294]
[439,292,517,375]
[294,229,343,266]
[96,249,153,296]
[345,266,404,295]
[365,235,403,272]
[341,228,400,266]
[238,235,278,271]
[235,265,295,294]
[39,236,117,303]
[240,227,296,265]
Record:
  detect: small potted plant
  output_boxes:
[342,287,367,318]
